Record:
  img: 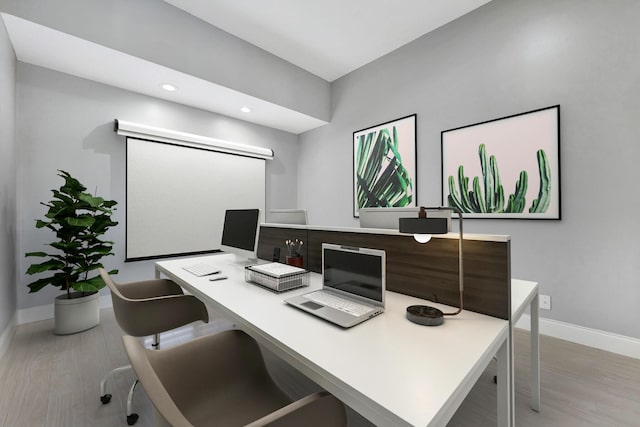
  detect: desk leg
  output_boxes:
[531,293,540,412]
[497,333,514,427]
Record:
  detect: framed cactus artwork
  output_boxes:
[353,114,417,217]
[441,105,560,219]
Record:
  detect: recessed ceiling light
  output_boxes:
[240,107,251,113]
[161,83,177,92]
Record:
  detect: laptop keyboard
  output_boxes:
[303,291,373,317]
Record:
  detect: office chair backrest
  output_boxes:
[99,268,208,337]
[123,330,348,427]
[100,269,135,333]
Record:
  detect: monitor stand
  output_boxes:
[242,257,259,267]
[224,253,259,268]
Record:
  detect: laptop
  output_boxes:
[285,244,385,328]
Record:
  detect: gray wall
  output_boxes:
[298,0,640,338]
[0,19,16,335]
[0,0,330,121]
[16,63,299,310]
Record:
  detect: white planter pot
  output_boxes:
[54,291,100,335]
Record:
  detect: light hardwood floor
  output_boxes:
[1,308,639,427]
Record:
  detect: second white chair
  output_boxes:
[99,268,209,425]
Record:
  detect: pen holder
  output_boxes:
[285,256,303,268]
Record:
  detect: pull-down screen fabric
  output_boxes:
[126,137,265,260]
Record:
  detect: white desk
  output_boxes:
[156,254,513,427]
[511,279,540,412]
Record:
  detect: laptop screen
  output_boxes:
[322,245,385,304]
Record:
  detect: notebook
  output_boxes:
[285,243,385,328]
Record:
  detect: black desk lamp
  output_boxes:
[399,206,464,326]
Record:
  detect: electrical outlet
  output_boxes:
[539,294,551,310]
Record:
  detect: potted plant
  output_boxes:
[25,170,118,335]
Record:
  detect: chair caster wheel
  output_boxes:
[127,413,139,425]
[100,394,112,404]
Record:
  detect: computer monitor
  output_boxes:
[359,207,451,231]
[267,209,308,225]
[220,208,261,262]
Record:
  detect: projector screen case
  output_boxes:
[115,119,274,159]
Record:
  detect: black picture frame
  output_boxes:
[353,114,417,218]
[441,105,561,219]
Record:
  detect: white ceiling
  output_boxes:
[2,1,491,134]
[164,0,492,82]
[1,13,327,134]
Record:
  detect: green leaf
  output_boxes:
[51,190,74,205]
[59,170,87,194]
[102,200,118,209]
[27,272,69,292]
[66,216,96,227]
[78,192,105,208]
[35,220,50,229]
[529,149,551,213]
[25,251,48,257]
[26,259,66,275]
[71,275,106,292]
[27,277,57,293]
[50,241,80,252]
[90,217,118,233]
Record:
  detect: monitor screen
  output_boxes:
[220,209,260,260]
[322,246,385,304]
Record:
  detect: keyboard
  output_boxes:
[183,263,221,277]
[303,291,373,317]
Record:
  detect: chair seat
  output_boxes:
[185,382,291,426]
[165,333,291,426]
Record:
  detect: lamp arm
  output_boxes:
[405,206,465,318]
[443,207,463,316]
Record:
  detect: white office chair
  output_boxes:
[99,269,209,425]
[123,329,348,427]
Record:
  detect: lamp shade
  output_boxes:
[398,217,448,235]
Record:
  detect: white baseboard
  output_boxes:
[16,295,113,325]
[0,315,17,361]
[515,314,640,360]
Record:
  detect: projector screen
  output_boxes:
[126,137,265,260]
